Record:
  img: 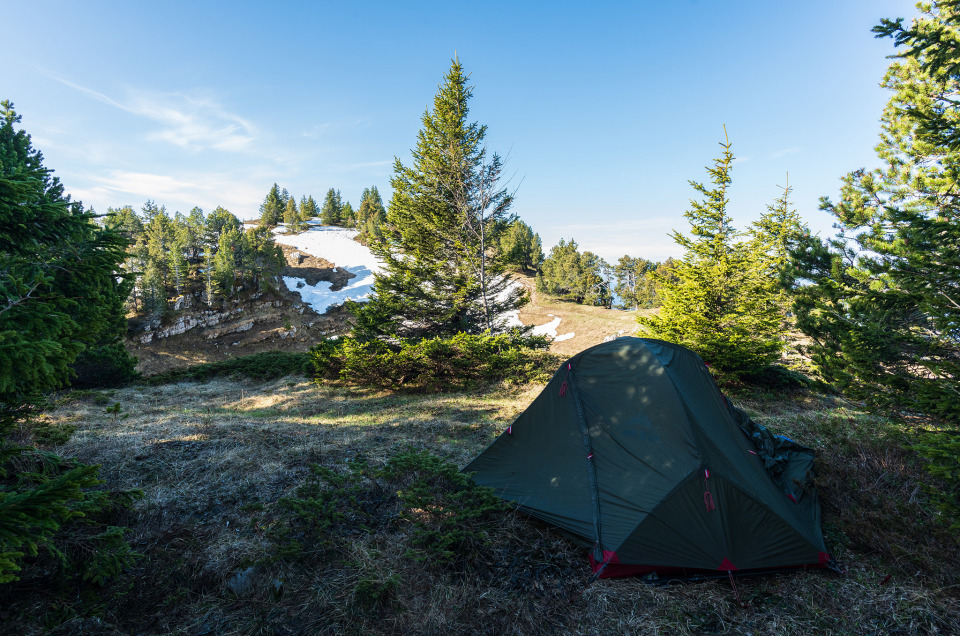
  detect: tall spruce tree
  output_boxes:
[352,59,524,340]
[638,131,782,377]
[341,201,355,227]
[241,226,285,292]
[750,179,806,322]
[0,101,137,583]
[787,2,960,420]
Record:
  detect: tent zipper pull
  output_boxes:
[559,363,572,396]
[703,468,715,512]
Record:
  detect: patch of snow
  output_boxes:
[495,282,572,340]
[267,226,575,340]
[532,316,562,338]
[497,280,526,329]
[273,226,379,272]
[273,225,383,315]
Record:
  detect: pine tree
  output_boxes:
[638,131,782,377]
[341,201,355,227]
[353,59,524,340]
[750,179,805,309]
[212,226,241,296]
[300,194,319,221]
[536,239,607,305]
[321,188,343,225]
[241,226,285,292]
[496,219,544,273]
[357,186,387,240]
[613,256,657,310]
[204,206,240,249]
[105,206,144,312]
[0,100,137,583]
[259,183,284,227]
[177,206,206,264]
[283,196,298,226]
[142,204,178,310]
[787,2,960,420]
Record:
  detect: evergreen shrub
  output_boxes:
[310,331,553,391]
[69,342,140,389]
[142,351,312,385]
[0,450,142,585]
[910,429,960,529]
[269,450,507,568]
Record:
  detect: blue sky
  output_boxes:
[5,0,919,261]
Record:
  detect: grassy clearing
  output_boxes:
[3,374,959,634]
[513,274,649,357]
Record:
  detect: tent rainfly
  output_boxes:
[465,337,832,578]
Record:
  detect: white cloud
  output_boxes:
[544,217,682,262]
[50,75,256,152]
[131,94,256,152]
[67,169,265,218]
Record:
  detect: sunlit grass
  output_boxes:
[14,373,959,634]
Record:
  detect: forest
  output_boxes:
[1,2,959,634]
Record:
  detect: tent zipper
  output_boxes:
[565,362,605,563]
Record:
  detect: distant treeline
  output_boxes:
[256,183,388,241]
[535,241,676,310]
[105,202,285,316]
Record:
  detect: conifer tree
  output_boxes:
[203,246,216,305]
[496,219,544,273]
[283,196,298,226]
[321,188,343,225]
[341,201,355,227]
[212,226,241,296]
[357,186,387,240]
[259,183,284,227]
[613,256,657,310]
[300,194,319,220]
[105,206,145,312]
[241,226,285,292]
[177,207,206,263]
[0,101,137,583]
[536,239,607,305]
[638,131,782,376]
[787,2,960,419]
[205,206,241,248]
[143,204,179,307]
[353,59,524,340]
[750,179,806,320]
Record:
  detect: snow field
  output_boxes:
[271,224,574,340]
[272,224,382,315]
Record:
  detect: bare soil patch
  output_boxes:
[279,243,355,290]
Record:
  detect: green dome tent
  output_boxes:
[465,337,831,578]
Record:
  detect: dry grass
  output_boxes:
[4,373,959,634]
[513,274,649,357]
